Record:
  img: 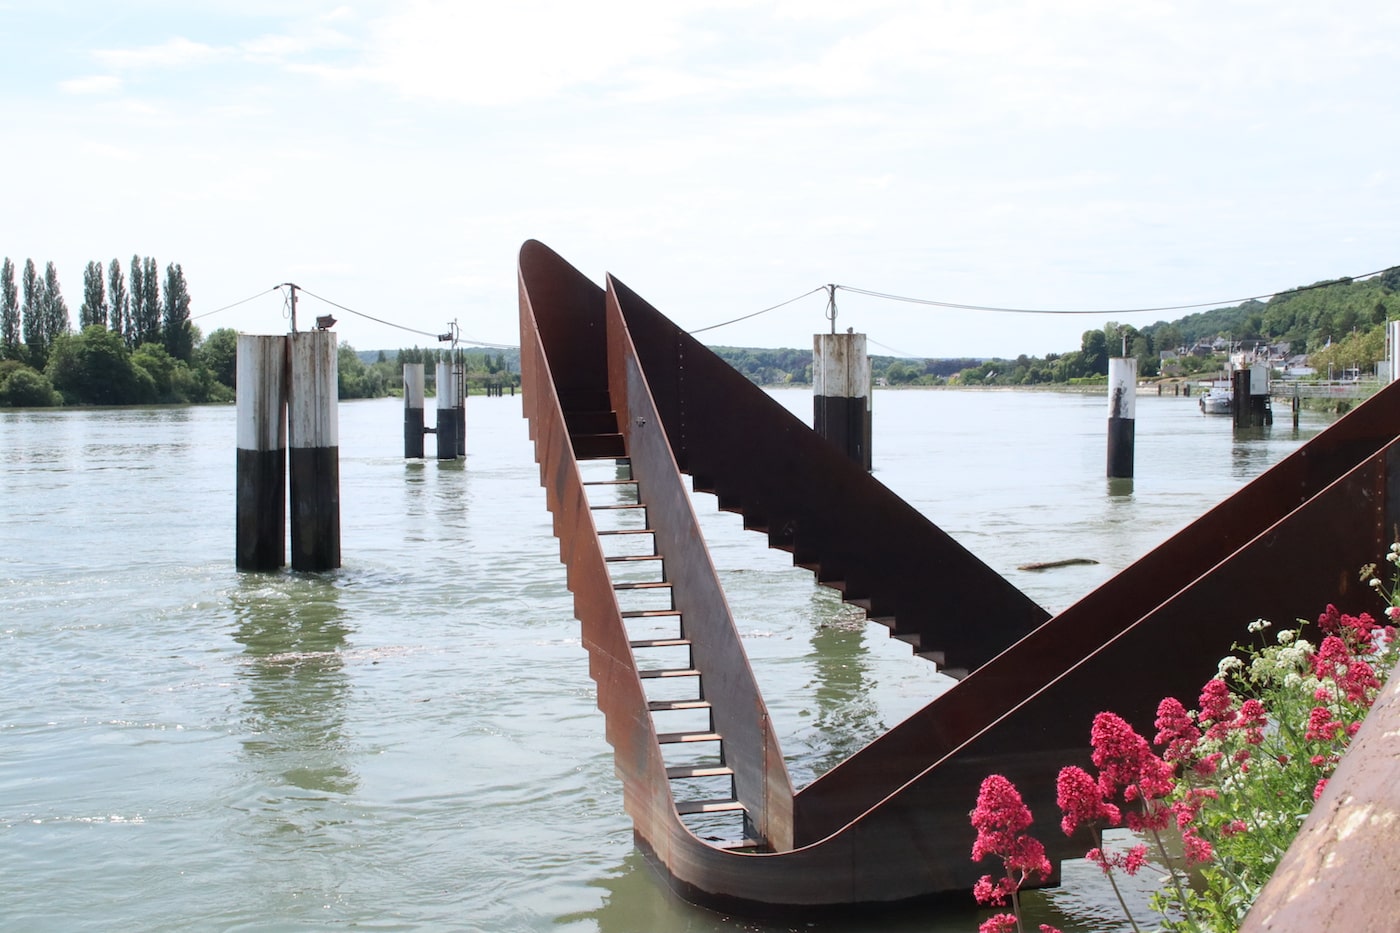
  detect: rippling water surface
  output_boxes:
[0,389,1330,931]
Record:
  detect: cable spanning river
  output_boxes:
[0,388,1331,932]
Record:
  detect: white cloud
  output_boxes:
[59,75,123,95]
[94,36,223,71]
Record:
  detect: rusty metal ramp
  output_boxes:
[518,239,1400,912]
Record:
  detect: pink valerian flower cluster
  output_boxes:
[971,774,1052,883]
[970,775,1063,933]
[1090,712,1174,832]
[1313,635,1382,703]
[1316,603,1385,655]
[977,916,1065,933]
[1153,697,1200,764]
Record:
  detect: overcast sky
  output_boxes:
[4,1,1399,359]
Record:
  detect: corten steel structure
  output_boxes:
[518,239,1400,912]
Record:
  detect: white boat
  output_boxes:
[1199,386,1232,415]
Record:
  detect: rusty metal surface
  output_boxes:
[604,279,795,851]
[607,273,1051,675]
[1240,654,1400,932]
[519,239,1400,912]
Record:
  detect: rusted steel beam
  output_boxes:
[607,273,1051,675]
[1240,667,1400,932]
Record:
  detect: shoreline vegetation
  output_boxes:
[3,259,1395,408]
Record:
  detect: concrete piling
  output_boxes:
[813,332,872,470]
[288,330,341,571]
[404,363,426,458]
[435,360,459,460]
[236,335,288,571]
[1106,357,1136,479]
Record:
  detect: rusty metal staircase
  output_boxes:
[519,239,1400,912]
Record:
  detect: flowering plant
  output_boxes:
[971,547,1399,932]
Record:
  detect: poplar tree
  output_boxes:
[128,255,144,346]
[108,258,128,342]
[141,256,160,345]
[80,261,107,328]
[0,258,19,358]
[42,262,70,342]
[162,263,193,361]
[21,259,43,363]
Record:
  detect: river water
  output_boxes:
[0,388,1331,932]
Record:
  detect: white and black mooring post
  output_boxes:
[236,335,288,571]
[813,331,873,471]
[454,352,466,457]
[1106,357,1137,479]
[404,363,426,459]
[288,329,341,571]
[435,360,459,460]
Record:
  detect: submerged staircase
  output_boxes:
[519,239,1400,911]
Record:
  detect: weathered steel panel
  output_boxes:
[519,238,1400,913]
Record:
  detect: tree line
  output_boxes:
[0,255,202,406]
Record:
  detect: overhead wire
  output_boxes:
[687,263,1400,335]
[688,286,827,336]
[295,287,518,348]
[836,263,1400,317]
[192,287,280,321]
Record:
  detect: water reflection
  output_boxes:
[805,590,882,778]
[230,573,356,797]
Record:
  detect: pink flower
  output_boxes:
[979,914,1018,933]
[1199,678,1234,723]
[970,774,1052,888]
[1182,828,1214,865]
[1193,752,1223,777]
[972,775,1034,860]
[1319,604,1380,653]
[1153,697,1200,763]
[973,874,1017,907]
[1056,765,1119,837]
[1235,698,1267,745]
[1387,606,1400,622]
[1221,820,1249,837]
[1314,778,1329,801]
[1306,706,1344,742]
[1039,926,1065,933]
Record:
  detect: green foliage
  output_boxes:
[338,342,387,399]
[47,326,149,405]
[162,263,194,361]
[80,261,107,329]
[1308,327,1386,377]
[0,361,59,406]
[196,328,239,389]
[107,258,128,342]
[21,259,44,366]
[0,258,18,357]
[42,262,69,346]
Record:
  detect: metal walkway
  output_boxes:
[518,239,1400,912]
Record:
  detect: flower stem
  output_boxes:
[1093,829,1143,933]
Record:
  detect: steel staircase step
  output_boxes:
[605,554,663,563]
[675,798,745,815]
[590,503,646,511]
[598,528,655,536]
[649,699,710,712]
[621,609,680,618]
[656,729,721,743]
[631,637,689,649]
[640,668,700,679]
[666,763,731,779]
[614,581,672,591]
[582,479,638,486]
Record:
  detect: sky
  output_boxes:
[3,1,1399,359]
